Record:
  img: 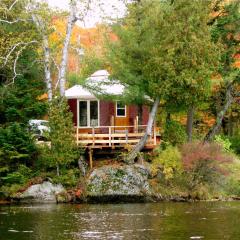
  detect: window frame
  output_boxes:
[116,101,126,117]
[77,99,100,128]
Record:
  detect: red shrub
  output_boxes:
[181,141,233,175]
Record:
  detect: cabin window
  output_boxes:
[90,101,98,126]
[78,100,99,127]
[79,101,88,126]
[116,101,126,117]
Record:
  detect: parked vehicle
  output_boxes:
[28,120,50,140]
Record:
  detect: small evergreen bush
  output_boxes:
[0,123,37,186]
[38,98,82,176]
[163,120,187,146]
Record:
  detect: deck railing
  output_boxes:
[75,125,157,148]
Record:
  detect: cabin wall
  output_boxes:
[100,100,114,126]
[142,105,149,125]
[128,105,149,126]
[67,98,149,128]
[129,105,138,126]
[68,99,77,126]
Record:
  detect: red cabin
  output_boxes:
[66,70,156,148]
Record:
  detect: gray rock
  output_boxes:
[86,164,153,202]
[19,181,65,203]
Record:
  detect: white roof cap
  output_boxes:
[65,85,96,99]
[87,70,124,95]
[65,70,125,99]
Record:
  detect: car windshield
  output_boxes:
[41,121,49,127]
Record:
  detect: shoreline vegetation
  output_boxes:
[1,0,240,207]
[1,137,240,205]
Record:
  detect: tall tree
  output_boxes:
[59,0,78,97]
[204,0,240,142]
[1,0,92,99]
[107,0,219,162]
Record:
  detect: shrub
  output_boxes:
[163,120,187,145]
[225,178,240,196]
[152,144,182,180]
[181,141,233,188]
[1,165,32,185]
[229,134,240,155]
[214,135,232,153]
[52,169,80,188]
[223,157,240,196]
[0,123,37,186]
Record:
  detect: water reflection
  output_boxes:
[1,202,240,239]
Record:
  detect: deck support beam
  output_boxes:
[89,148,93,169]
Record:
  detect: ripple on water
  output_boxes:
[8,229,19,232]
[72,230,124,240]
[8,229,33,233]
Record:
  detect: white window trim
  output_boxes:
[77,99,100,128]
[116,101,126,117]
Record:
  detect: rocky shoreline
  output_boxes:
[0,164,237,205]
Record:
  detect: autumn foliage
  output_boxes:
[181,141,233,175]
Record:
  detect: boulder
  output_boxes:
[86,164,153,202]
[19,181,65,203]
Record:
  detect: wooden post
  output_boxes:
[76,127,79,145]
[109,126,112,146]
[136,116,139,133]
[92,127,95,147]
[111,115,114,132]
[153,122,157,145]
[126,127,128,144]
[89,148,93,169]
[134,118,136,133]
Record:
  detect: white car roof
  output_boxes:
[29,120,48,125]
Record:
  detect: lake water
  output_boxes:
[1,202,240,240]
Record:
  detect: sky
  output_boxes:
[46,0,126,28]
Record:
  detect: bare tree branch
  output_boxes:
[4,40,38,86]
[9,0,20,11]
[0,40,37,68]
[0,0,20,12]
[0,18,30,24]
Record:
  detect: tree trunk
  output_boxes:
[43,36,52,101]
[56,164,60,176]
[186,106,194,142]
[78,155,87,176]
[30,10,52,101]
[125,96,160,163]
[166,112,171,123]
[59,1,77,97]
[204,84,234,142]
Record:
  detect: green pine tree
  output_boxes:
[44,98,79,176]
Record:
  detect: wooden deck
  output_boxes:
[75,125,159,169]
[75,125,157,149]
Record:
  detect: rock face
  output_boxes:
[86,164,153,202]
[19,181,65,203]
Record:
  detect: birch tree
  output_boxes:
[59,0,78,97]
[1,0,93,99]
